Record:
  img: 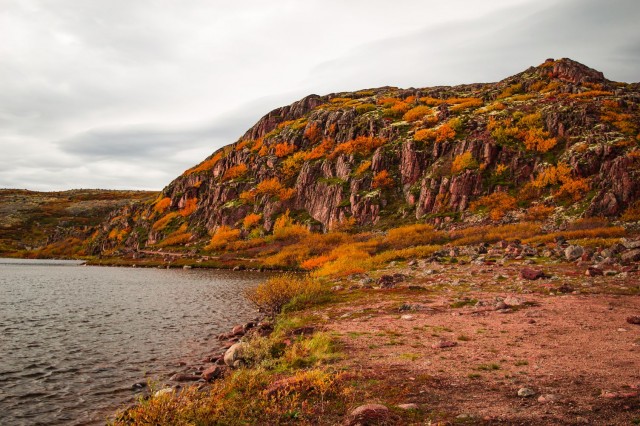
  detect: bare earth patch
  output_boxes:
[319,262,640,425]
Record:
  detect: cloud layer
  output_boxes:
[1,0,638,190]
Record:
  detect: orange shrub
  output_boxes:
[525,204,555,221]
[251,138,264,152]
[156,225,192,247]
[206,226,241,251]
[332,136,386,158]
[243,213,262,229]
[258,145,268,157]
[354,160,371,176]
[235,140,251,151]
[256,178,285,197]
[153,197,171,213]
[184,152,223,175]
[435,123,456,142]
[451,152,478,174]
[419,96,445,106]
[448,98,483,112]
[621,201,640,222]
[274,142,296,158]
[272,210,310,241]
[371,170,394,189]
[414,128,434,142]
[301,255,332,270]
[278,187,296,201]
[152,212,179,231]
[556,177,590,201]
[303,138,334,161]
[403,106,432,122]
[470,192,517,220]
[304,122,322,143]
[222,164,248,181]
[180,198,198,217]
[239,190,256,203]
[383,224,445,249]
[523,128,557,153]
[281,152,306,179]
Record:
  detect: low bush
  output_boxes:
[244,274,324,317]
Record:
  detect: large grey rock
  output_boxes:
[223,342,246,367]
[565,245,584,261]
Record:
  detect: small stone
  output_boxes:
[565,245,584,261]
[400,314,414,321]
[154,388,174,398]
[397,403,419,410]
[537,394,559,403]
[626,316,640,325]
[131,382,146,389]
[518,387,535,397]
[503,296,523,306]
[170,373,200,382]
[231,325,245,336]
[585,267,604,277]
[346,404,390,425]
[432,340,457,349]
[520,268,546,280]
[331,285,344,291]
[202,365,224,381]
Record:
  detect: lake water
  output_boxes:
[0,259,264,425]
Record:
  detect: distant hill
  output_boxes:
[0,189,156,257]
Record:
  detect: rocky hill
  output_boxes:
[87,58,640,257]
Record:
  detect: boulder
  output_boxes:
[224,342,246,367]
[520,268,546,280]
[202,365,224,381]
[345,404,390,426]
[585,267,604,277]
[565,245,584,261]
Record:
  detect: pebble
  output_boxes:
[400,314,414,321]
[517,387,535,397]
[397,403,419,410]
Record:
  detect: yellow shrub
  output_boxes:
[470,192,517,220]
[451,152,478,174]
[383,224,445,249]
[403,105,432,122]
[153,197,171,213]
[243,213,262,229]
[272,210,309,241]
[179,198,198,217]
[245,274,322,316]
[222,164,248,181]
[152,212,179,231]
[206,226,241,251]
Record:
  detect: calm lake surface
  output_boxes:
[0,259,265,425]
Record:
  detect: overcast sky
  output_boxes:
[1,0,639,191]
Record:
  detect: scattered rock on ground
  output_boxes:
[520,268,546,280]
[201,365,224,381]
[518,387,536,397]
[432,340,457,349]
[626,316,640,325]
[345,404,390,426]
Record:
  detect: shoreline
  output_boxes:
[112,250,640,425]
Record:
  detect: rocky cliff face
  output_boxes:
[91,58,640,254]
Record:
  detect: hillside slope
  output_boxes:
[0,189,156,257]
[89,58,639,258]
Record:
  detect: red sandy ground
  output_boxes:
[316,261,640,425]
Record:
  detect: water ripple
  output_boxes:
[0,261,263,425]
